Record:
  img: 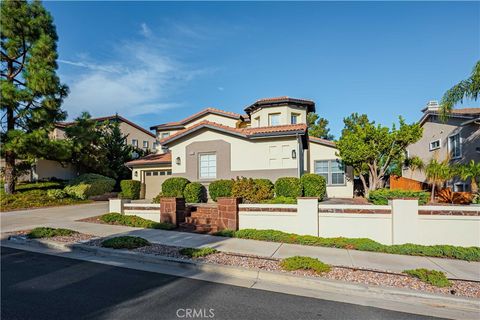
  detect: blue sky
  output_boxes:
[45,1,479,138]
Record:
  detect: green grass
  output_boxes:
[1,182,89,211]
[27,227,76,239]
[212,229,480,262]
[280,256,331,274]
[99,213,176,230]
[101,236,150,249]
[404,268,452,287]
[179,247,218,258]
[212,229,236,237]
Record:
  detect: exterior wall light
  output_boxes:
[134,171,138,177]
[292,150,296,159]
[175,157,181,165]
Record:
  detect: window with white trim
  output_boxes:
[429,139,440,151]
[199,154,216,179]
[131,139,138,147]
[314,160,345,185]
[291,113,299,124]
[268,113,281,126]
[160,132,170,139]
[143,141,149,149]
[448,134,461,159]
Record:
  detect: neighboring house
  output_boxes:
[14,115,157,182]
[127,97,354,199]
[403,101,480,192]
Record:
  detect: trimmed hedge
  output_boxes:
[101,236,150,249]
[184,182,207,203]
[281,256,331,274]
[213,229,480,261]
[261,196,297,204]
[275,177,302,198]
[99,213,176,230]
[254,178,274,199]
[404,268,451,287]
[64,173,115,200]
[301,174,326,199]
[208,179,234,202]
[27,227,76,239]
[120,180,141,200]
[161,177,190,197]
[179,247,217,258]
[232,177,274,203]
[368,188,430,205]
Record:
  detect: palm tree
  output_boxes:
[440,61,480,119]
[425,158,454,203]
[456,160,480,193]
[405,156,424,179]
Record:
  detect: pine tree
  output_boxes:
[1,0,68,193]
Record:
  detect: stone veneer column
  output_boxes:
[217,197,240,231]
[160,197,186,225]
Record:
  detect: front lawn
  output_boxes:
[1,182,91,212]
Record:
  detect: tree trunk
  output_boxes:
[359,174,369,198]
[471,179,478,194]
[431,184,435,203]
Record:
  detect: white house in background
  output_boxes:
[127,97,354,199]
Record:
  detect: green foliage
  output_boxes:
[1,0,70,194]
[208,179,234,202]
[368,189,430,205]
[473,192,480,204]
[232,177,274,203]
[183,182,207,203]
[275,177,302,198]
[307,113,334,140]
[425,158,455,203]
[300,174,326,199]
[225,229,480,261]
[99,213,175,230]
[179,247,218,258]
[16,181,64,192]
[281,256,331,274]
[212,229,236,237]
[120,180,141,200]
[161,177,190,197]
[152,193,162,204]
[46,189,67,199]
[455,160,480,193]
[336,114,422,196]
[101,236,150,249]
[1,188,89,211]
[261,196,297,204]
[27,227,76,239]
[404,269,452,287]
[64,174,115,200]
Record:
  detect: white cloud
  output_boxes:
[60,23,207,119]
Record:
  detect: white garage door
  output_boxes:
[144,170,172,199]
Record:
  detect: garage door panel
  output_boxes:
[144,170,172,199]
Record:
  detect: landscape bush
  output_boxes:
[179,247,217,258]
[274,177,302,198]
[300,174,326,199]
[254,178,275,199]
[280,256,331,274]
[404,268,451,287]
[184,182,207,203]
[261,196,297,204]
[100,213,175,230]
[161,177,190,197]
[64,173,115,200]
[213,229,480,261]
[101,236,150,249]
[368,188,430,205]
[208,179,234,201]
[232,177,274,203]
[27,227,76,239]
[119,180,141,200]
[46,189,67,199]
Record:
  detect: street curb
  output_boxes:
[3,237,479,316]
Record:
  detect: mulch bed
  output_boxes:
[83,240,480,299]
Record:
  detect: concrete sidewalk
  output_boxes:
[1,203,479,281]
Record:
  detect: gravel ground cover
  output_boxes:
[9,230,96,243]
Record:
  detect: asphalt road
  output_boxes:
[1,247,440,320]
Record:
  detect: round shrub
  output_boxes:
[184,182,207,203]
[232,177,274,203]
[208,179,234,202]
[46,189,67,199]
[253,178,274,200]
[300,174,326,199]
[275,177,302,198]
[161,177,190,197]
[280,256,331,274]
[101,236,150,249]
[120,180,141,200]
[65,173,116,199]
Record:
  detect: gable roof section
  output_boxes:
[56,115,156,138]
[150,108,244,131]
[125,152,172,167]
[419,108,480,126]
[244,96,316,115]
[159,120,307,146]
[309,136,337,148]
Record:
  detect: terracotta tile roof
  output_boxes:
[151,107,243,130]
[125,152,172,166]
[450,108,480,115]
[255,96,315,104]
[309,136,337,147]
[159,120,308,145]
[245,96,316,114]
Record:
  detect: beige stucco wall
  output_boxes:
[34,159,77,181]
[250,106,307,127]
[50,127,67,140]
[307,142,354,198]
[119,122,156,151]
[131,164,172,199]
[185,114,239,128]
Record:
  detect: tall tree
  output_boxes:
[425,158,454,203]
[456,160,480,194]
[440,60,480,118]
[336,113,422,196]
[307,112,334,140]
[1,0,68,193]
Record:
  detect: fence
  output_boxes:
[389,175,428,191]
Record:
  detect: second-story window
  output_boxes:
[429,139,440,151]
[131,139,138,147]
[143,141,149,149]
[291,113,299,124]
[268,113,280,126]
[160,132,170,139]
[448,134,461,159]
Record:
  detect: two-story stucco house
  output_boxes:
[127,97,354,199]
[403,101,480,192]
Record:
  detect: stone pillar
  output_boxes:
[297,197,319,236]
[391,199,419,245]
[109,198,130,214]
[217,197,240,231]
[160,197,186,225]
